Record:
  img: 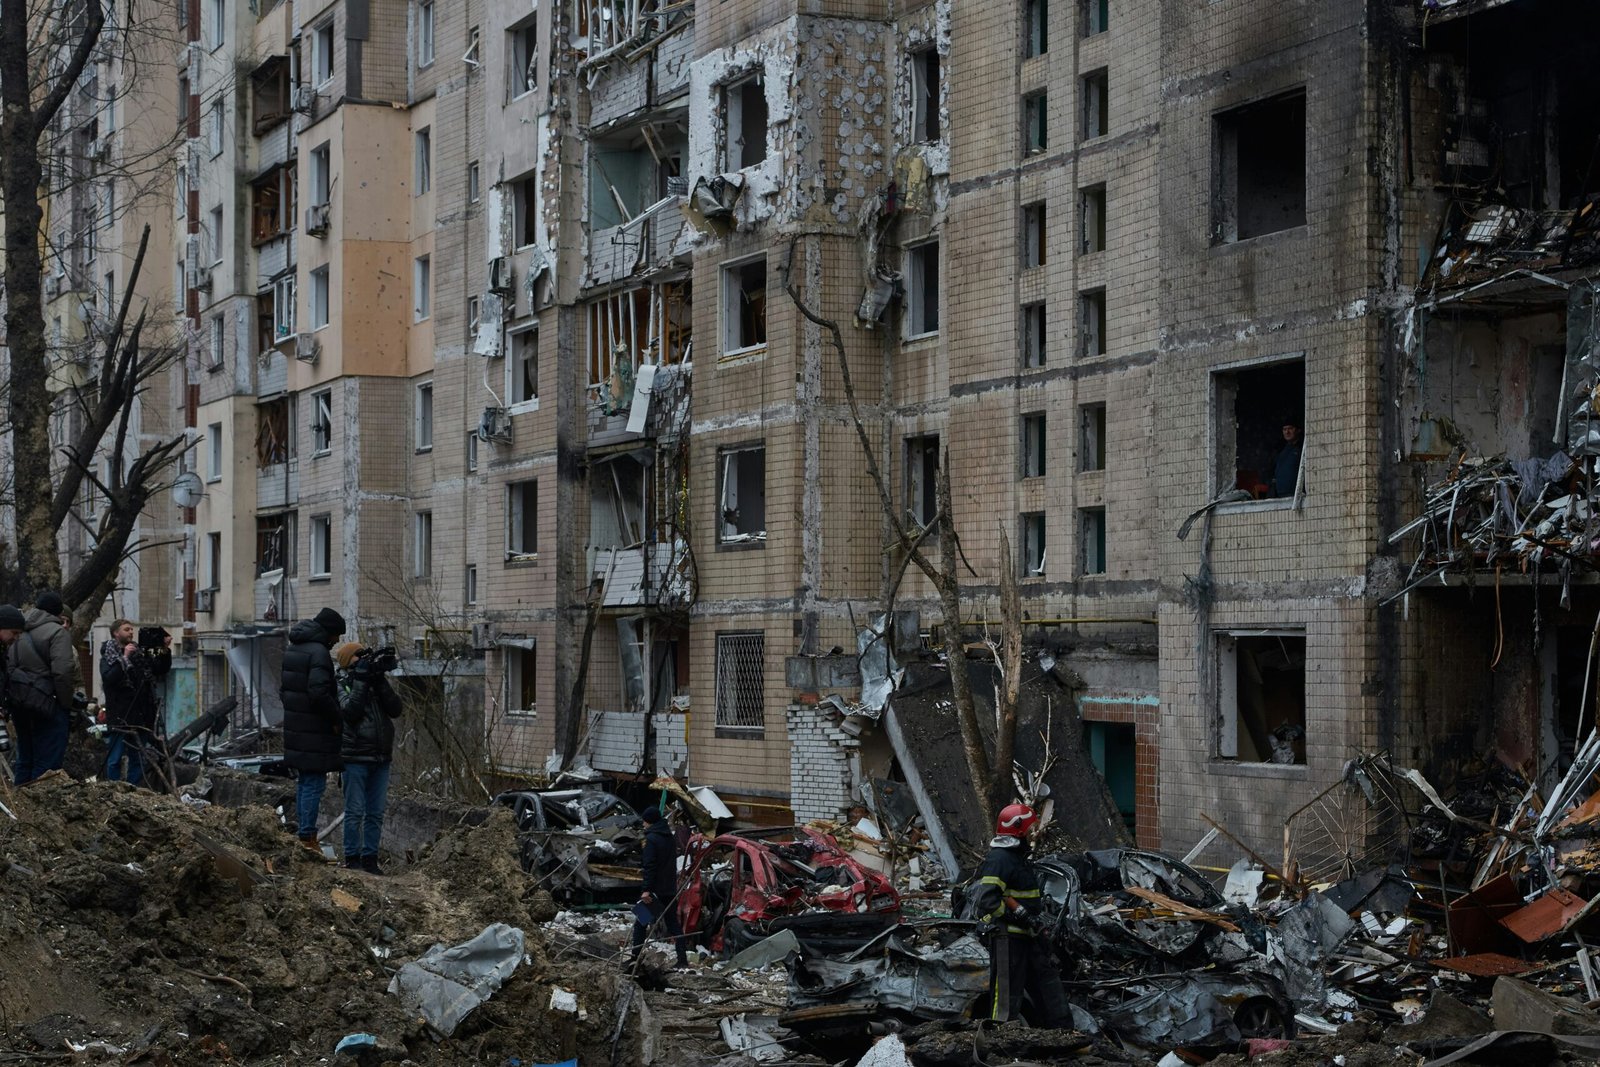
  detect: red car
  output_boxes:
[675,827,901,952]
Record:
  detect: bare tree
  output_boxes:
[1,1,187,618]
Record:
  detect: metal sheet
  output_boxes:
[1433,953,1537,977]
[1501,888,1589,944]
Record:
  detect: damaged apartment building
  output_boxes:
[29,0,1600,869]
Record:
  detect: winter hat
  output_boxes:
[314,607,346,637]
[0,605,25,630]
[333,642,365,670]
[34,591,63,617]
[641,805,663,824]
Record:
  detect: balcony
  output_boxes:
[591,541,692,610]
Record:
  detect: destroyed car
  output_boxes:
[493,788,644,902]
[676,826,901,952]
[1065,970,1296,1049]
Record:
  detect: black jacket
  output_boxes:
[338,670,402,763]
[281,618,341,773]
[16,609,77,708]
[640,819,679,902]
[99,638,171,731]
[963,837,1042,934]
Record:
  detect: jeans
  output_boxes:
[103,728,146,785]
[631,896,689,966]
[342,761,391,859]
[296,771,328,838]
[14,707,69,785]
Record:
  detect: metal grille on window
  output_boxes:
[715,633,765,730]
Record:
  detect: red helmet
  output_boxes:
[996,803,1038,838]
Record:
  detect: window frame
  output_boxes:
[415,380,434,452]
[273,276,296,340]
[414,127,431,194]
[904,240,940,339]
[1080,183,1107,255]
[1079,402,1107,472]
[1025,0,1049,57]
[909,46,941,144]
[505,479,538,560]
[1023,91,1048,155]
[417,0,436,67]
[312,20,335,88]
[503,645,537,716]
[310,513,333,578]
[1021,512,1047,577]
[714,631,766,734]
[1215,629,1308,766]
[508,324,539,408]
[1079,288,1106,358]
[1080,506,1107,576]
[208,314,225,370]
[1022,201,1047,268]
[414,255,431,321]
[905,433,941,529]
[208,98,225,157]
[717,445,768,545]
[310,265,331,329]
[206,421,224,482]
[1022,302,1047,368]
[509,16,539,99]
[722,71,768,171]
[413,510,433,578]
[1021,413,1047,479]
[720,255,768,356]
[311,389,333,455]
[1081,69,1109,141]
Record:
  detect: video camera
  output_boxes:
[355,646,400,674]
[137,626,169,652]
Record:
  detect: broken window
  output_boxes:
[1022,302,1047,368]
[1080,183,1106,254]
[207,421,224,479]
[1213,90,1306,244]
[203,532,222,592]
[1080,507,1106,575]
[415,381,433,451]
[588,282,691,385]
[256,512,295,576]
[274,276,295,339]
[1081,69,1108,141]
[414,127,431,194]
[1211,357,1304,498]
[504,646,537,715]
[256,293,274,355]
[715,632,765,732]
[906,241,939,338]
[466,431,478,473]
[414,511,433,578]
[591,454,646,548]
[1083,0,1107,36]
[1021,512,1046,576]
[1080,402,1106,471]
[910,46,940,143]
[510,326,538,404]
[511,174,538,248]
[311,388,332,454]
[250,56,290,134]
[1079,288,1106,357]
[506,479,538,558]
[590,123,684,229]
[718,446,766,543]
[256,398,289,467]
[310,266,330,328]
[1217,631,1306,765]
[310,143,331,206]
[1024,0,1048,57]
[414,255,431,320]
[1024,91,1048,154]
[1023,202,1046,268]
[1022,413,1046,478]
[510,17,538,98]
[723,73,768,171]
[905,434,940,528]
[722,258,767,354]
[310,514,332,577]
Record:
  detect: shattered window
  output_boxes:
[718,446,766,543]
[506,479,538,558]
[724,73,768,171]
[510,326,538,404]
[905,434,940,528]
[1079,288,1105,357]
[512,175,538,248]
[906,241,940,338]
[1080,183,1106,254]
[1025,0,1048,57]
[257,398,289,467]
[1217,632,1306,765]
[250,56,290,134]
[256,513,295,576]
[1021,513,1046,576]
[510,18,538,98]
[1022,413,1046,478]
[1023,202,1047,268]
[1080,403,1106,471]
[311,20,334,86]
[1213,91,1306,244]
[311,389,332,454]
[1081,69,1108,141]
[1022,302,1047,368]
[715,632,765,732]
[504,646,537,715]
[1024,91,1048,154]
[1080,507,1106,575]
[721,257,767,354]
[310,143,331,206]
[1211,358,1304,499]
[910,46,940,143]
[310,514,332,577]
[414,511,433,578]
[414,127,431,194]
[1083,0,1107,36]
[310,266,330,329]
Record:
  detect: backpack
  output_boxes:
[7,632,59,722]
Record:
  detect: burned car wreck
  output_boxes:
[494,788,644,901]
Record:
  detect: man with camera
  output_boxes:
[98,618,173,785]
[282,608,345,856]
[334,642,402,873]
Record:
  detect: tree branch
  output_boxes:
[33,2,106,133]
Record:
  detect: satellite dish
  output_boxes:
[172,471,205,509]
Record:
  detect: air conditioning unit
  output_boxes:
[477,406,511,442]
[195,588,215,613]
[305,202,330,236]
[470,622,497,651]
[192,264,213,291]
[294,332,320,363]
[488,256,512,294]
[292,84,315,112]
[43,274,60,299]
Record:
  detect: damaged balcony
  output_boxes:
[588,448,695,614]
[585,281,691,445]
[586,115,691,289]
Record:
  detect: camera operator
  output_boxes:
[334,643,402,874]
[8,592,79,784]
[99,619,172,785]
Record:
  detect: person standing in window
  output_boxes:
[1270,420,1303,498]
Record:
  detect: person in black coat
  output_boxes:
[281,607,344,853]
[335,642,402,873]
[98,617,172,785]
[630,805,689,968]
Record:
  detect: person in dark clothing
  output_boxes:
[961,804,1069,1027]
[1269,421,1303,498]
[631,805,690,968]
[12,592,79,783]
[281,607,345,854]
[98,617,172,785]
[0,605,28,760]
[334,642,402,873]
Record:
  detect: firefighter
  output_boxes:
[962,803,1070,1026]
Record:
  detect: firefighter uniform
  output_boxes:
[964,834,1070,1026]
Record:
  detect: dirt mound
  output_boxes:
[0,775,647,1065]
